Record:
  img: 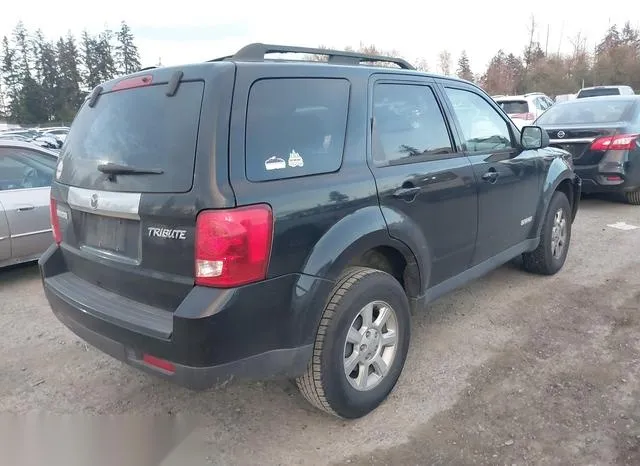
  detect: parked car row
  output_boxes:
[0,126,69,153]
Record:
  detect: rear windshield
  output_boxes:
[577,88,621,98]
[58,81,204,193]
[535,99,635,125]
[497,100,529,114]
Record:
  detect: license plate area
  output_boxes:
[78,212,140,261]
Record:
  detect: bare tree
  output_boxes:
[437,50,452,76]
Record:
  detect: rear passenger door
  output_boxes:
[437,81,541,265]
[369,76,478,287]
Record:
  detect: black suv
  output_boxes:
[40,44,581,419]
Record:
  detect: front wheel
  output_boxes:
[522,191,572,275]
[296,267,411,419]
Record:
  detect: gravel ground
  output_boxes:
[1,195,639,465]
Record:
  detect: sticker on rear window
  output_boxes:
[265,156,286,171]
[288,150,304,168]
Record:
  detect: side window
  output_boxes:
[372,83,453,166]
[444,87,514,153]
[534,98,546,111]
[0,148,53,191]
[245,78,350,182]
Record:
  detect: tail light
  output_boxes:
[49,197,62,244]
[195,204,273,288]
[511,112,535,120]
[590,134,639,151]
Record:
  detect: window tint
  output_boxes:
[58,82,204,193]
[0,148,54,190]
[245,78,350,182]
[445,88,513,152]
[372,84,453,166]
[498,100,529,114]
[535,98,636,125]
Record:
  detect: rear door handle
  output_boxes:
[17,205,35,212]
[481,170,499,183]
[393,186,421,200]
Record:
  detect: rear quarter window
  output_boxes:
[245,78,350,182]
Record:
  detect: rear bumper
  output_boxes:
[576,163,640,193]
[39,245,321,389]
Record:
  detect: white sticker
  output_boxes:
[265,156,286,171]
[607,221,639,231]
[288,150,304,168]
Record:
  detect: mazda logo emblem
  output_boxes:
[557,131,566,138]
[90,193,98,210]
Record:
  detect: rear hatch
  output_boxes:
[51,64,236,312]
[497,99,534,122]
[544,124,620,165]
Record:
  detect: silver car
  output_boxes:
[0,140,57,268]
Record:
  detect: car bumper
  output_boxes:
[39,245,317,390]
[575,163,640,194]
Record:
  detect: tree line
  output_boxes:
[315,18,639,98]
[0,21,141,124]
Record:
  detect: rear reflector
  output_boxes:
[49,197,62,244]
[112,74,153,91]
[606,175,623,181]
[195,204,273,288]
[142,354,176,373]
[590,134,639,151]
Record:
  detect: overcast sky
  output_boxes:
[1,0,638,74]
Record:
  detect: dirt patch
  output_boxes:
[343,270,640,465]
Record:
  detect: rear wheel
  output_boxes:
[296,267,411,419]
[625,190,640,205]
[522,191,572,275]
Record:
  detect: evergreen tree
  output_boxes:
[81,30,101,89]
[456,51,474,81]
[115,21,141,75]
[54,34,83,121]
[94,30,117,82]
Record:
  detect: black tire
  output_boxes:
[296,267,411,419]
[522,191,572,275]
[626,191,640,205]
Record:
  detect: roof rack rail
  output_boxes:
[210,43,415,70]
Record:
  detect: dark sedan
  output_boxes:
[535,95,640,204]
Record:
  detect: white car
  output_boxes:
[494,93,554,129]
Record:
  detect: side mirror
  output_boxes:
[520,126,549,150]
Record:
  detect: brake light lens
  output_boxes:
[590,134,639,151]
[511,112,535,120]
[195,204,273,288]
[49,197,62,244]
[112,74,153,91]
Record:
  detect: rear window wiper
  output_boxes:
[98,162,164,177]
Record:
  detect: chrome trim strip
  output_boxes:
[67,187,141,220]
[0,236,8,241]
[11,228,52,239]
[549,138,595,144]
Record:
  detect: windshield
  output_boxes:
[497,100,529,114]
[535,99,635,125]
[577,88,621,98]
[58,81,204,193]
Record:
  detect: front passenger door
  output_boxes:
[439,83,541,266]
[0,148,55,261]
